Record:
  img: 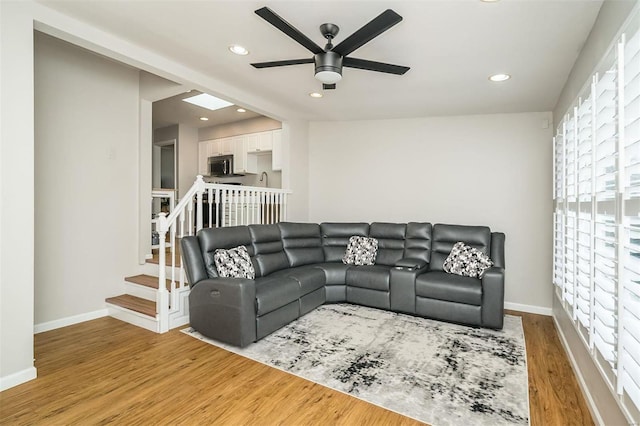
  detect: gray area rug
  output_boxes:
[182,304,529,425]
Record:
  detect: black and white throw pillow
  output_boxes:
[443,241,494,278]
[342,236,379,266]
[213,245,256,279]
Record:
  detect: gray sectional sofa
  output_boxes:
[181,222,505,347]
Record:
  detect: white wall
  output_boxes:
[283,120,310,222]
[178,124,198,197]
[33,33,140,325]
[0,0,37,390]
[309,112,553,312]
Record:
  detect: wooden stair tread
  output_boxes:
[106,295,156,318]
[146,255,182,267]
[125,274,172,291]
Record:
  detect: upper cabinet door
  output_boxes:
[247,131,273,153]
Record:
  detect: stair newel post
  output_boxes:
[156,212,170,333]
[195,175,205,232]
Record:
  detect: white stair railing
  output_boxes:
[154,175,292,332]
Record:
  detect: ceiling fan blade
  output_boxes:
[251,58,314,69]
[332,9,402,57]
[255,7,324,55]
[323,83,336,90]
[343,57,410,75]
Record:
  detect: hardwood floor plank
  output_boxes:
[0,312,593,425]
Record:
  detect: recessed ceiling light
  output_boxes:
[199,117,209,121]
[183,93,233,111]
[236,108,246,113]
[489,73,511,82]
[229,45,249,55]
[309,92,323,98]
[480,0,500,2]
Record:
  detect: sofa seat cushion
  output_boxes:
[267,266,326,296]
[346,265,391,291]
[415,271,482,306]
[313,262,351,285]
[254,276,300,316]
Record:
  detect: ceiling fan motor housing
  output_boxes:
[314,51,343,83]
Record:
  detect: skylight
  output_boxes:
[182,93,233,111]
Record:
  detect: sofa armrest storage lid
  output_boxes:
[249,224,289,277]
[198,226,254,278]
[181,236,208,285]
[430,224,491,271]
[395,257,428,270]
[369,222,406,266]
[321,222,370,262]
[278,222,324,267]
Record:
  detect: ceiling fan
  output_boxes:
[251,7,410,90]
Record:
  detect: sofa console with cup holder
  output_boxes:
[181,222,505,347]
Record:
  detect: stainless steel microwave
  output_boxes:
[208,155,234,176]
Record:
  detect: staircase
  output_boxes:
[104,176,292,333]
[106,271,190,333]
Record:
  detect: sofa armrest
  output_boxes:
[390,264,428,314]
[481,266,505,329]
[189,278,257,347]
[181,236,208,285]
[394,257,429,270]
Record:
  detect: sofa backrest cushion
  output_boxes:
[430,224,491,271]
[249,224,289,277]
[278,222,324,267]
[321,222,370,262]
[197,226,255,278]
[369,222,406,266]
[404,222,433,263]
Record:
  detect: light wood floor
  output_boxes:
[0,310,593,425]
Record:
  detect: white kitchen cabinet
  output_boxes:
[233,135,257,174]
[210,137,233,156]
[272,129,283,171]
[247,131,273,153]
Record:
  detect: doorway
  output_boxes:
[153,139,177,191]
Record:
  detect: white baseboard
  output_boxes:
[504,301,552,316]
[34,309,109,334]
[553,315,606,426]
[0,367,37,391]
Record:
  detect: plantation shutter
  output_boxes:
[553,7,640,418]
[620,27,640,410]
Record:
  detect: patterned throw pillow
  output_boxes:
[443,241,494,278]
[342,236,379,266]
[213,245,256,279]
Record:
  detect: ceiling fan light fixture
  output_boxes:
[315,70,342,84]
[314,51,343,84]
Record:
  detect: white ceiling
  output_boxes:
[152,90,263,129]
[38,0,604,122]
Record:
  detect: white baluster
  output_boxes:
[208,187,213,228]
[156,212,169,333]
[221,190,227,227]
[215,187,220,228]
[283,193,288,221]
